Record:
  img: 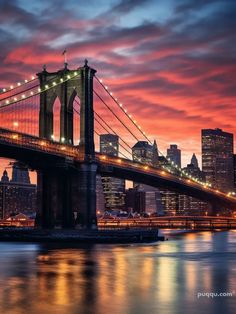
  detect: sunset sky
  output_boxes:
[0,0,236,173]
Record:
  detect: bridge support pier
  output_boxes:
[36,60,98,230]
[59,172,74,228]
[76,163,97,229]
[36,171,55,228]
[36,170,74,229]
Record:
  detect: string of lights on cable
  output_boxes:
[0,75,37,95]
[0,71,80,109]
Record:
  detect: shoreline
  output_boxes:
[0,228,165,243]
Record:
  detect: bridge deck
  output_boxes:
[0,128,236,208]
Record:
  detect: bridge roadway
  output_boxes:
[98,216,236,230]
[0,128,236,209]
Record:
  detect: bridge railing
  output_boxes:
[0,128,79,158]
[0,128,235,204]
[96,153,234,201]
[98,216,236,229]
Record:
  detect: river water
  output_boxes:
[0,230,235,314]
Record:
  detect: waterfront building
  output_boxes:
[0,168,37,219]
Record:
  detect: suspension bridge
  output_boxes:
[0,60,236,229]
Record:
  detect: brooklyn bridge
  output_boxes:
[0,60,235,229]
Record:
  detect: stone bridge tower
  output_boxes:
[36,60,97,229]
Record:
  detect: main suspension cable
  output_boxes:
[0,76,37,95]
[93,89,140,143]
[75,99,132,152]
[73,107,130,159]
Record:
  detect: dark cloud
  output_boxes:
[175,0,235,13]
[0,1,38,27]
[0,0,236,162]
[108,0,151,14]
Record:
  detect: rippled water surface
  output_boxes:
[0,230,236,314]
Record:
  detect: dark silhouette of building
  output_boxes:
[191,153,198,168]
[11,161,31,184]
[100,134,125,211]
[202,128,234,192]
[125,188,145,213]
[167,144,181,168]
[1,170,9,183]
[183,155,205,182]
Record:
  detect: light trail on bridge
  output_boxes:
[98,216,236,230]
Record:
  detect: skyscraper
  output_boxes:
[202,128,234,192]
[0,169,37,219]
[132,140,160,213]
[191,153,198,168]
[152,140,159,167]
[132,141,154,165]
[167,144,181,167]
[100,134,119,156]
[159,145,181,215]
[100,134,125,211]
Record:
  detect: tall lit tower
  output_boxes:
[167,144,181,168]
[202,128,234,192]
[100,134,125,211]
[132,140,160,213]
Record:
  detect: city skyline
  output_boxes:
[0,0,235,168]
[0,2,236,314]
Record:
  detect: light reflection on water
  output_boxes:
[0,231,236,314]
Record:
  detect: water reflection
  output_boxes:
[0,231,236,314]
